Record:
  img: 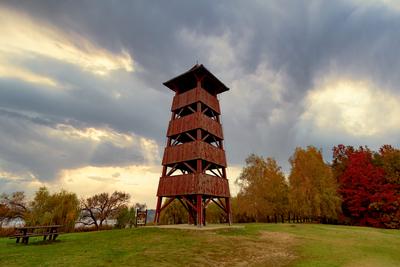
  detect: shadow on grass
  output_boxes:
[6,239,62,247]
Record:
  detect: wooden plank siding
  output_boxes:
[167,112,223,139]
[157,174,230,197]
[172,86,220,114]
[162,141,227,167]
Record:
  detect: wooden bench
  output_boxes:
[9,225,63,244]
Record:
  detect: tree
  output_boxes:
[236,154,288,222]
[0,192,28,222]
[115,203,146,229]
[289,147,340,222]
[375,145,400,185]
[206,202,227,223]
[26,187,79,231]
[334,145,400,228]
[332,144,357,181]
[0,188,79,231]
[115,206,135,229]
[79,191,130,230]
[374,145,400,228]
[0,203,10,227]
[159,199,187,225]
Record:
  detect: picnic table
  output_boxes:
[10,225,63,244]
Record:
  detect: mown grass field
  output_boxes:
[0,223,399,267]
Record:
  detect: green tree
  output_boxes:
[115,206,135,229]
[27,187,79,232]
[115,203,146,229]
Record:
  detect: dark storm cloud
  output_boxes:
[0,110,151,181]
[1,0,400,186]
[90,141,145,166]
[6,0,400,97]
[3,0,225,88]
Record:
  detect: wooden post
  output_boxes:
[154,197,162,224]
[226,197,232,225]
[196,194,203,227]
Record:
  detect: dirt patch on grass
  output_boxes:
[152,224,244,231]
[201,231,298,267]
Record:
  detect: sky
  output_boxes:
[1,0,400,208]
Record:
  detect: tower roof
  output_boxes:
[163,64,229,95]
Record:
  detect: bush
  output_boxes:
[115,207,136,229]
[0,227,15,237]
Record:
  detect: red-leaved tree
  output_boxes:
[333,145,400,228]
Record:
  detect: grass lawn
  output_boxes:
[0,223,399,266]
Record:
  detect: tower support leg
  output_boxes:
[196,195,203,227]
[154,196,162,224]
[203,206,206,226]
[226,197,232,225]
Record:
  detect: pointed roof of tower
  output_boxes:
[163,64,229,95]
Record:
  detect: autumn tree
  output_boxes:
[26,187,79,231]
[230,196,249,223]
[333,145,400,228]
[79,191,130,230]
[0,188,79,231]
[0,203,10,227]
[289,147,340,223]
[159,199,187,225]
[206,202,227,223]
[236,154,288,222]
[0,192,28,223]
[375,145,400,185]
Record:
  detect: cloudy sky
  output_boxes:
[1,0,400,207]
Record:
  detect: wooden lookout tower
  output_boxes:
[154,64,231,226]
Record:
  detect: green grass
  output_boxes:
[1,224,399,266]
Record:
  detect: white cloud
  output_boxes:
[57,165,161,207]
[226,165,242,197]
[52,124,134,148]
[352,0,400,11]
[0,60,58,87]
[0,5,134,84]
[0,110,162,183]
[178,28,236,71]
[299,78,400,138]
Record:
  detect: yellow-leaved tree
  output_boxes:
[288,146,341,223]
[235,154,288,223]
